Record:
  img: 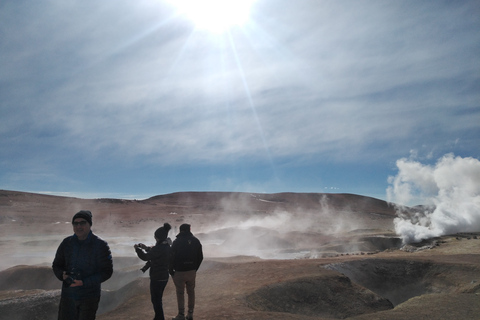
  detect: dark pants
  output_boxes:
[58,296,100,320]
[151,279,168,320]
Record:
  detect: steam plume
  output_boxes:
[387,153,480,244]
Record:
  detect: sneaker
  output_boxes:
[172,315,185,320]
[186,316,193,320]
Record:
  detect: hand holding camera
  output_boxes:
[134,243,148,250]
[63,270,83,287]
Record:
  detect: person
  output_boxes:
[134,223,172,320]
[139,236,172,274]
[52,210,113,320]
[169,223,203,320]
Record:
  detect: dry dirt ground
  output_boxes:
[0,190,479,319]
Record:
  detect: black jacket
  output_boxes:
[135,240,170,280]
[169,231,203,274]
[52,231,113,300]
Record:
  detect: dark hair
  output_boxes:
[179,223,191,232]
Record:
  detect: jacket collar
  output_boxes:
[73,230,93,242]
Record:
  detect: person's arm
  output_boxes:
[99,241,113,282]
[196,242,203,271]
[81,240,113,288]
[169,242,176,276]
[134,242,154,261]
[135,244,156,261]
[52,240,66,281]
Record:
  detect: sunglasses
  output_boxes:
[73,221,88,226]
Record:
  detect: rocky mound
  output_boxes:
[0,266,58,291]
[325,258,480,306]
[246,274,393,318]
[0,289,60,320]
[99,277,150,314]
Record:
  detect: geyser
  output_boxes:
[387,153,480,244]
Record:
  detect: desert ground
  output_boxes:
[0,190,479,319]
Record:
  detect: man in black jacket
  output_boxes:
[169,224,203,320]
[52,210,113,320]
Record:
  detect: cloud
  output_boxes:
[1,1,479,195]
[387,153,480,243]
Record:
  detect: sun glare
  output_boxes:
[172,0,255,33]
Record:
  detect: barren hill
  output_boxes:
[0,190,396,235]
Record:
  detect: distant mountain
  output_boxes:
[0,189,396,215]
[145,191,397,217]
[0,190,397,231]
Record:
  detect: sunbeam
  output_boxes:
[226,32,277,174]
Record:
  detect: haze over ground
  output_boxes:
[1,190,479,319]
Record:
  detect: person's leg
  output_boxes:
[173,272,186,319]
[151,279,168,320]
[77,297,100,320]
[58,296,77,320]
[185,270,197,319]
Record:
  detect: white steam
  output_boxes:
[387,153,480,244]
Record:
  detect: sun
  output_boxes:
[172,0,256,33]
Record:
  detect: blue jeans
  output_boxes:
[151,279,168,320]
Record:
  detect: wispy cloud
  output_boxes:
[1,0,479,196]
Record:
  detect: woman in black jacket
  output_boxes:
[134,223,171,320]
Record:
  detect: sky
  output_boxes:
[1,0,479,202]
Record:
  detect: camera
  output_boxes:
[135,243,147,250]
[64,269,81,286]
[140,261,151,273]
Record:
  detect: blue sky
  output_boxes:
[1,0,479,201]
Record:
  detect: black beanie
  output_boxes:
[72,210,93,226]
[155,223,172,241]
